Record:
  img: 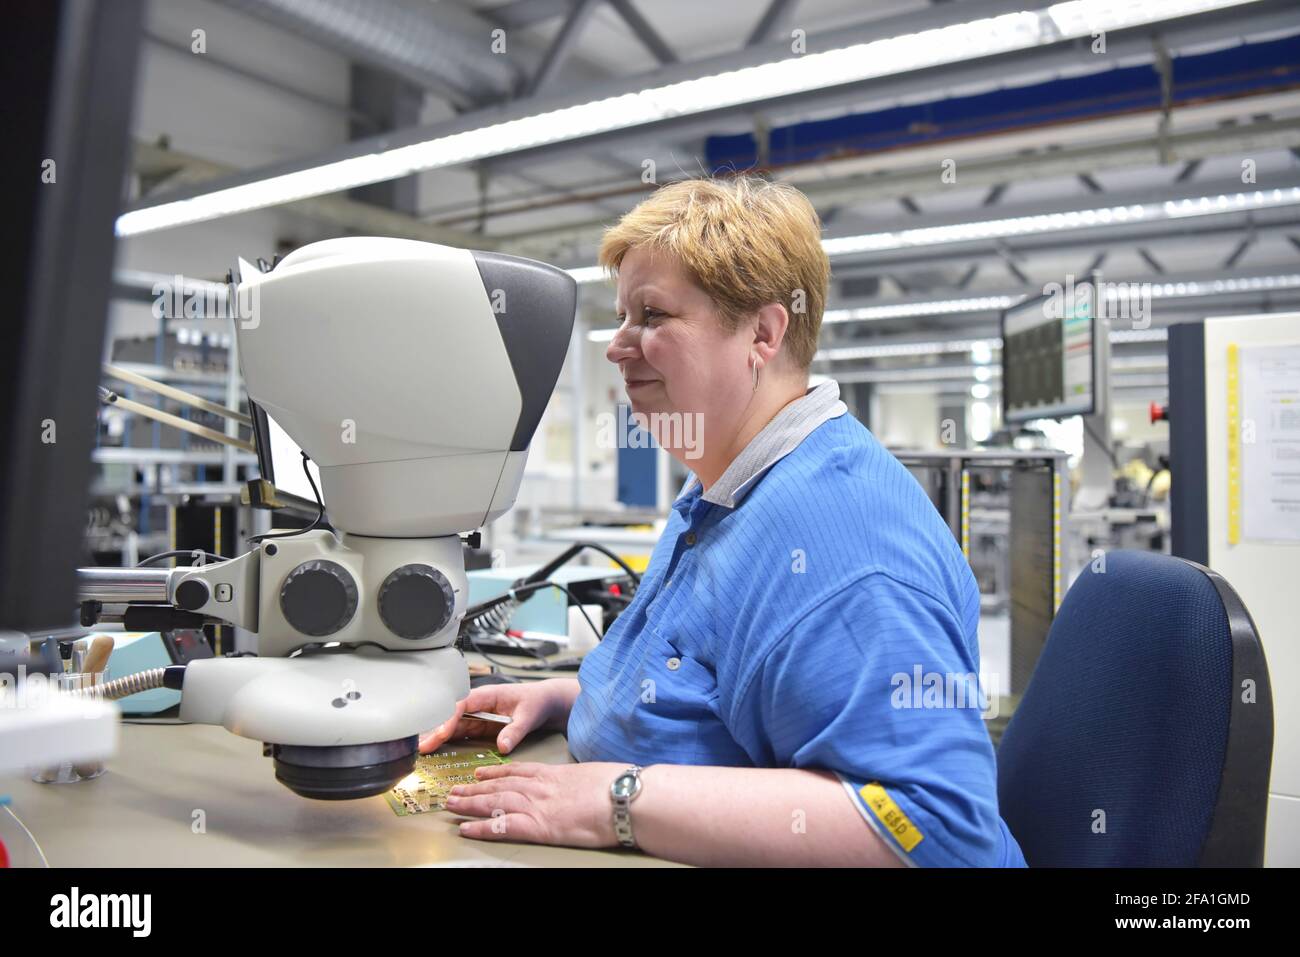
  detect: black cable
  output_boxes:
[552,541,642,586]
[138,549,227,567]
[528,580,604,650]
[460,578,556,627]
[459,579,605,673]
[247,451,327,545]
[462,628,553,671]
[461,543,639,627]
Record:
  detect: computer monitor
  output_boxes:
[1001,283,1097,423]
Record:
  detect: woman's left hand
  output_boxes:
[446,761,627,848]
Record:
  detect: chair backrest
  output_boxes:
[996,550,1273,866]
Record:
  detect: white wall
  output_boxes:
[137,0,349,169]
[873,391,944,448]
[114,0,353,340]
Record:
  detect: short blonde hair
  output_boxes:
[598,175,830,369]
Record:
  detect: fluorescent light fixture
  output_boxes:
[816,338,998,361]
[117,0,1261,236]
[595,271,1297,346]
[1142,272,1300,297]
[816,273,1300,327]
[1110,328,1170,343]
[824,295,1020,322]
[821,188,1300,257]
[815,273,1300,332]
[841,365,996,383]
[569,190,1300,285]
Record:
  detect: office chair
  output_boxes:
[997,550,1273,866]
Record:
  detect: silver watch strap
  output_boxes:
[611,765,643,848]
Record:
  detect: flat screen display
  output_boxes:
[1002,288,1096,423]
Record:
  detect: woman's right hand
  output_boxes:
[418,678,580,756]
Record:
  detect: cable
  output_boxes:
[138,549,227,567]
[565,541,642,586]
[460,541,639,631]
[247,451,327,545]
[459,579,556,669]
[1,802,49,868]
[461,629,553,671]
[460,579,605,673]
[536,580,605,645]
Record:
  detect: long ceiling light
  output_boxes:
[815,338,999,361]
[820,187,1300,257]
[118,0,1260,237]
[824,296,1021,323]
[588,272,1300,341]
[570,189,1300,285]
[818,272,1300,324]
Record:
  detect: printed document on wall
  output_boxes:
[1241,342,1300,542]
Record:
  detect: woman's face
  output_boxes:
[605,247,752,451]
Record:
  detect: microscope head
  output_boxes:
[233,238,577,537]
[214,240,576,798]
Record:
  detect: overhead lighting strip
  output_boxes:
[117,0,1260,236]
[571,191,1300,284]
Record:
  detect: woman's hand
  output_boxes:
[446,761,625,848]
[418,678,580,756]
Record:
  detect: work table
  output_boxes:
[2,722,680,867]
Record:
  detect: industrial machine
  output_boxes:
[75,237,576,800]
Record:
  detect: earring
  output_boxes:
[751,354,760,393]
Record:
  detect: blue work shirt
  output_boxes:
[567,381,1026,867]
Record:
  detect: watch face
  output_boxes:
[612,776,634,798]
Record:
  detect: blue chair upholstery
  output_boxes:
[997,550,1273,867]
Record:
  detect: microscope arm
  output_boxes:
[77,550,261,633]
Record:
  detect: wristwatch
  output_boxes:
[610,766,643,848]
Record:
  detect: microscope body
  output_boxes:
[80,238,576,798]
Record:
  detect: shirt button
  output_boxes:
[685,532,697,545]
[666,657,681,671]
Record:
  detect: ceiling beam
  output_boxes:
[609,0,677,65]
[527,0,603,96]
[497,114,1300,257]
[747,0,800,47]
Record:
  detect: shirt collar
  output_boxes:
[675,379,847,512]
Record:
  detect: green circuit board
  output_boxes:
[384,748,510,816]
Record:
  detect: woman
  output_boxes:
[421,175,1026,868]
